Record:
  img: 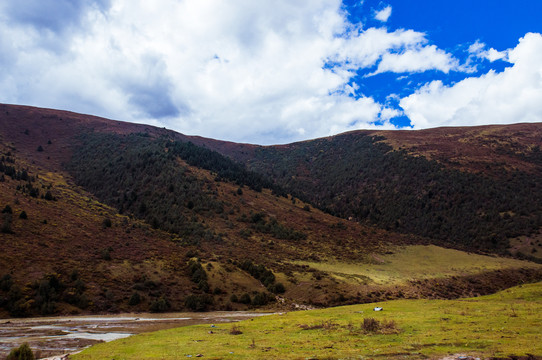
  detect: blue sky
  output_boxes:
[1,1,541,144]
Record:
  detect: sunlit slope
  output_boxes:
[294,245,542,285]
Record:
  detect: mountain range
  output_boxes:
[1,103,541,317]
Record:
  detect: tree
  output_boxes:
[6,343,34,360]
[1,215,13,234]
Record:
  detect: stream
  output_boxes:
[0,311,271,359]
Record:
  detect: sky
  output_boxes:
[1,1,541,144]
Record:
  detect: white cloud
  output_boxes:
[370,45,460,75]
[400,33,542,129]
[374,5,392,22]
[0,0,476,144]
[468,40,509,62]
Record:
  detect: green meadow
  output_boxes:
[73,282,542,359]
[295,245,541,285]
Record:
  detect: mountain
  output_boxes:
[0,103,541,318]
[199,124,542,256]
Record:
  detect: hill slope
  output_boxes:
[202,125,542,255]
[1,104,541,318]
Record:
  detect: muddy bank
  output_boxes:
[0,311,271,359]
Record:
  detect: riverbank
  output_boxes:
[0,311,272,359]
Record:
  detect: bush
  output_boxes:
[239,293,251,304]
[6,343,34,360]
[185,294,213,311]
[2,205,13,214]
[229,325,243,335]
[361,318,399,334]
[150,297,170,312]
[101,248,111,261]
[102,218,112,228]
[269,282,285,294]
[129,292,141,306]
[0,274,13,291]
[44,191,55,201]
[361,317,380,333]
[19,211,27,220]
[251,292,271,306]
[1,215,13,234]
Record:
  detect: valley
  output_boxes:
[1,104,542,358]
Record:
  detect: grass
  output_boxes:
[73,282,542,359]
[294,245,542,285]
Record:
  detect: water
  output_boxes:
[0,311,271,359]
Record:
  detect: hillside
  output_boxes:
[1,103,541,318]
[201,125,542,256]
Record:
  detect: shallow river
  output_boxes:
[0,311,271,359]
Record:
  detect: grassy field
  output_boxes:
[294,245,542,285]
[73,282,542,359]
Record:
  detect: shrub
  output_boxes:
[229,325,243,335]
[269,282,285,294]
[101,248,111,261]
[185,294,213,311]
[36,145,44,152]
[251,292,271,306]
[0,274,13,291]
[198,280,209,293]
[6,343,34,360]
[361,317,380,333]
[77,294,89,309]
[361,318,399,334]
[2,205,12,214]
[150,297,170,312]
[102,218,112,228]
[230,294,238,303]
[19,211,27,219]
[239,293,251,304]
[129,292,141,306]
[44,191,55,201]
[1,216,13,234]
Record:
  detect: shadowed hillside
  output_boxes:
[204,126,542,255]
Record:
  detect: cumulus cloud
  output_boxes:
[0,0,479,144]
[400,33,542,129]
[374,5,392,22]
[370,45,461,75]
[468,40,508,62]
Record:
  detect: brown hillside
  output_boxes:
[1,103,541,318]
[375,123,542,175]
[0,103,415,317]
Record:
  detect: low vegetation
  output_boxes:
[73,282,542,359]
[6,343,34,360]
